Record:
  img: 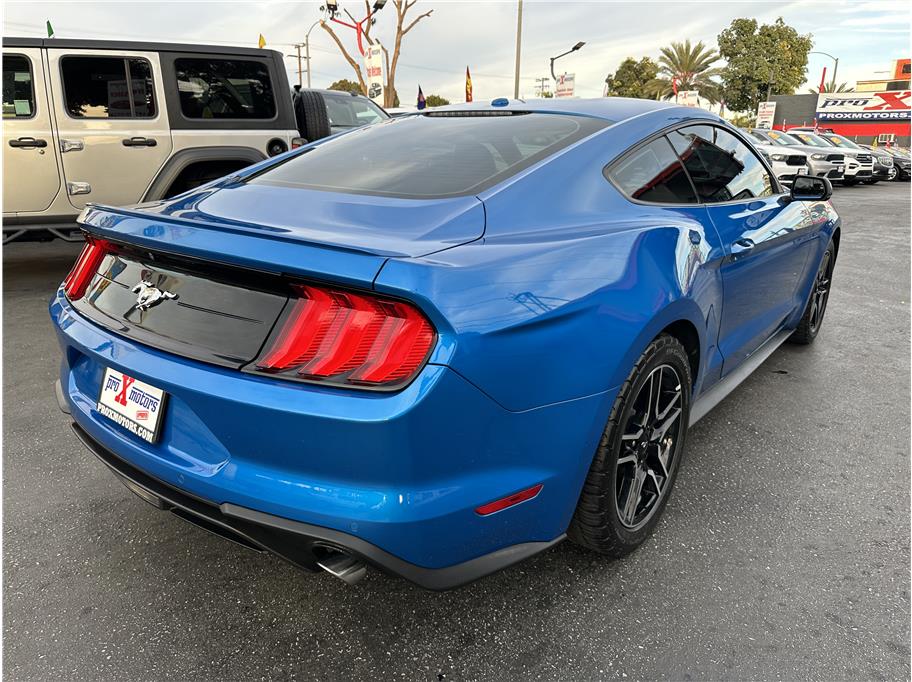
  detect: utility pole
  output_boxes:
[513,0,523,99]
[293,43,305,87]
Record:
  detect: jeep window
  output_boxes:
[61,57,156,118]
[175,59,276,119]
[669,125,773,202]
[324,94,387,129]
[2,55,34,118]
[250,112,608,198]
[607,137,697,204]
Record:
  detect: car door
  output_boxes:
[2,48,62,213]
[45,48,173,209]
[669,124,817,374]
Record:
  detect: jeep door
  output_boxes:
[46,48,173,209]
[2,47,62,213]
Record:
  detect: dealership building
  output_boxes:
[765,59,911,146]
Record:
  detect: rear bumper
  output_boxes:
[67,419,563,590]
[51,289,610,582]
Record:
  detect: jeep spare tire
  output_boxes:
[294,90,332,142]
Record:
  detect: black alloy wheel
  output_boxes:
[568,334,692,556]
[807,248,833,335]
[615,364,685,529]
[790,242,835,345]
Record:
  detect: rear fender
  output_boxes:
[375,216,722,412]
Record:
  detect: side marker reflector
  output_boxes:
[475,483,543,516]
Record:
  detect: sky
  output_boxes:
[3,0,910,106]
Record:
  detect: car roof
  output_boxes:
[428,97,691,123]
[2,36,279,59]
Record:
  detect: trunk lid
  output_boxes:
[135,181,486,259]
[72,182,483,370]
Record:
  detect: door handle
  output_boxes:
[60,138,84,153]
[122,137,157,147]
[730,238,756,256]
[9,137,48,148]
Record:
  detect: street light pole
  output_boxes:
[810,51,839,91]
[513,0,523,99]
[550,41,586,82]
[304,20,321,88]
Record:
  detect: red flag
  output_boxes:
[671,76,679,95]
[465,66,473,103]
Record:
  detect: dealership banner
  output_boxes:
[816,90,910,122]
[364,44,385,105]
[555,73,575,98]
[756,101,776,129]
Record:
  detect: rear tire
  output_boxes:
[568,335,692,557]
[789,242,835,345]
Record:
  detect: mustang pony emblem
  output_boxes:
[131,280,178,310]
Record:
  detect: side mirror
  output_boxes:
[790,175,833,201]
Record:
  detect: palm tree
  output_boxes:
[808,82,854,94]
[646,39,723,104]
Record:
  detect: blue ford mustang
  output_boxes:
[51,98,840,589]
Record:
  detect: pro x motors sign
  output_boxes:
[816,91,910,122]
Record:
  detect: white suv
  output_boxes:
[2,37,301,242]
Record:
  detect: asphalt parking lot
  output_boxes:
[3,182,910,681]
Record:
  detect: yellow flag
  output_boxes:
[258,34,266,49]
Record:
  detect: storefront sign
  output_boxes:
[816,90,911,122]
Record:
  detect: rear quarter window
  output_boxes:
[607,137,697,204]
[175,58,275,119]
[250,112,609,198]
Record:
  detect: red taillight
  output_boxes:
[255,284,436,389]
[475,484,544,516]
[63,237,111,300]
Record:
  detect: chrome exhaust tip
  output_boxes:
[316,550,367,585]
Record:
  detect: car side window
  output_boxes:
[607,136,697,204]
[3,54,35,118]
[668,125,774,203]
[174,58,276,119]
[324,95,386,128]
[61,56,156,118]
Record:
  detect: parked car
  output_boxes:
[51,98,840,590]
[293,87,388,139]
[2,37,387,244]
[800,131,890,184]
[748,140,809,186]
[747,128,845,182]
[874,146,912,181]
[788,129,874,186]
[860,144,900,182]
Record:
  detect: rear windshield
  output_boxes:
[250,112,609,198]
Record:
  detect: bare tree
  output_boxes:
[320,0,433,108]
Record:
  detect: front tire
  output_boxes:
[568,335,692,557]
[790,242,835,345]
